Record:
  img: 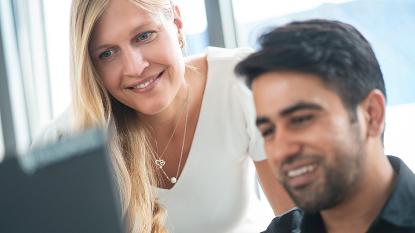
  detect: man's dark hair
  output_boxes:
[235,19,386,118]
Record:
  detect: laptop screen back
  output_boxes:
[0,129,125,233]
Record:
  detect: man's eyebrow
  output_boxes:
[280,102,323,116]
[256,117,270,127]
[255,102,322,127]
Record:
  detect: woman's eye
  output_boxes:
[136,31,155,42]
[98,50,114,60]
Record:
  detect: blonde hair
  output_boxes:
[69,0,176,232]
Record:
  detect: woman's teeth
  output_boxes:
[134,76,157,89]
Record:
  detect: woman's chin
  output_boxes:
[134,103,169,117]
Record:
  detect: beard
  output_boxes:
[281,128,365,213]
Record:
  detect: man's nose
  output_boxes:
[268,128,302,165]
[122,48,149,77]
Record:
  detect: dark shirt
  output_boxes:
[262,156,415,233]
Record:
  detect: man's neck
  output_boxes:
[320,151,396,233]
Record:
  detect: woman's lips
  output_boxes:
[128,70,164,93]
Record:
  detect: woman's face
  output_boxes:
[90,0,185,115]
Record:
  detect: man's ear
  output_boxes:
[360,89,386,138]
[173,5,183,30]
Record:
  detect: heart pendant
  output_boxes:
[155,159,166,168]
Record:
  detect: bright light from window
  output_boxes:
[176,0,207,34]
[43,0,72,118]
[385,103,415,172]
[233,0,355,23]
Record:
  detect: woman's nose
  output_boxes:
[122,48,149,77]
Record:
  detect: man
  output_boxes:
[235,19,415,233]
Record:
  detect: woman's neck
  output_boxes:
[140,82,189,134]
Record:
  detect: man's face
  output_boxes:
[252,71,366,213]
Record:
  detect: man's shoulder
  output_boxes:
[262,208,303,233]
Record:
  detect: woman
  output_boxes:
[35,0,294,232]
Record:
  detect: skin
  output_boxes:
[90,0,186,117]
[89,0,293,214]
[252,71,395,233]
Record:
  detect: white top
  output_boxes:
[157,47,268,233]
[32,47,270,233]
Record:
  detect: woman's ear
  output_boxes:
[361,89,386,138]
[173,5,183,30]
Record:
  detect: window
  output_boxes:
[43,0,72,118]
[176,0,208,55]
[176,0,209,54]
[0,0,33,154]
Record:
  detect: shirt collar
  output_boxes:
[377,156,415,228]
[301,212,325,233]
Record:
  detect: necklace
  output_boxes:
[154,90,187,166]
[154,86,190,184]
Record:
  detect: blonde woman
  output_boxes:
[34,0,294,232]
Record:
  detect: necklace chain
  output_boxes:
[155,90,188,160]
[154,86,190,184]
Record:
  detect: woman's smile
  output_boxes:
[127,70,165,93]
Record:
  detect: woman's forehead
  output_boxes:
[90,0,162,45]
[102,0,155,23]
